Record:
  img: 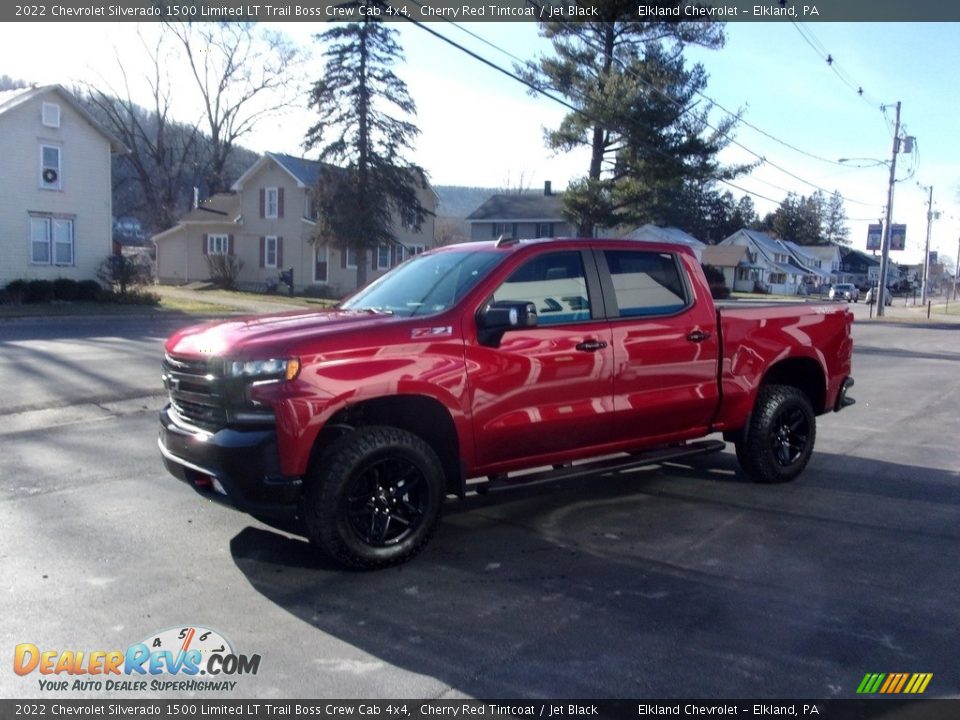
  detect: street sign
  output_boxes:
[890,224,906,251]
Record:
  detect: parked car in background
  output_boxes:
[864,287,892,306]
[829,283,860,302]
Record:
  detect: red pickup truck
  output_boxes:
[159,238,854,568]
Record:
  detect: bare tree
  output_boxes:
[83,27,201,235]
[165,22,307,193]
[498,170,533,196]
[434,217,468,247]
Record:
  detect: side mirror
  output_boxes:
[477,300,537,346]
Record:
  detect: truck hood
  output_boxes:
[165,308,400,359]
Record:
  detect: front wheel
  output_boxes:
[304,426,444,569]
[735,385,816,484]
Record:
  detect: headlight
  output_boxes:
[224,357,300,381]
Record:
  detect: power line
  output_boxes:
[400,11,878,213]
[790,22,884,110]
[547,18,881,207]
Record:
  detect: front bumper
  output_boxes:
[158,404,301,518]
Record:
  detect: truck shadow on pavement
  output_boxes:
[230,450,960,698]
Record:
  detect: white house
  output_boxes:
[0,85,127,285]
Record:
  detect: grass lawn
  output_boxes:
[0,285,338,320]
[0,296,237,319]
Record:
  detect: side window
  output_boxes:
[492,251,591,326]
[603,250,689,317]
[40,144,61,190]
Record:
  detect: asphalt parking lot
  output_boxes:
[1,312,958,700]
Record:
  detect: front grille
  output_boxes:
[163,353,226,431]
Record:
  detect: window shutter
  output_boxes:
[278,188,284,218]
[202,234,208,255]
[259,237,265,268]
[259,189,265,218]
[228,235,234,255]
[277,237,283,267]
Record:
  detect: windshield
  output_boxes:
[341,250,503,317]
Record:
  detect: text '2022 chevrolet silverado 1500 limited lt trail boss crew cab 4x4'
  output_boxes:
[159,238,855,568]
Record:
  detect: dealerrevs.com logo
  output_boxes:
[14,626,261,693]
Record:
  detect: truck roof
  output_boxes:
[437,237,699,256]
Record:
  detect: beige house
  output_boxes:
[153,152,438,297]
[0,85,126,285]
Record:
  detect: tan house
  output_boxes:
[153,152,438,297]
[0,85,127,285]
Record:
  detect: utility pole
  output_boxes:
[921,185,933,305]
[955,236,960,301]
[876,101,900,316]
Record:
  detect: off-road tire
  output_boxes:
[304,426,444,569]
[735,384,816,484]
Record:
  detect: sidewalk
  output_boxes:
[848,295,960,325]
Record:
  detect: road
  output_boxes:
[1,314,958,700]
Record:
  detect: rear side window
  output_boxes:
[492,251,591,325]
[603,250,689,317]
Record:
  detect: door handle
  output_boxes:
[686,330,711,343]
[576,340,608,352]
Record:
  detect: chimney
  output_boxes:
[544,181,552,196]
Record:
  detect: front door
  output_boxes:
[467,250,614,470]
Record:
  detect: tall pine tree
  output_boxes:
[519,7,748,236]
[305,17,428,286]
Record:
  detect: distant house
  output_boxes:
[701,244,751,291]
[466,182,572,241]
[801,244,846,284]
[152,152,438,296]
[839,247,881,288]
[780,241,832,288]
[719,229,812,294]
[0,84,127,285]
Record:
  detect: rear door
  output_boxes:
[596,247,720,443]
[466,248,615,469]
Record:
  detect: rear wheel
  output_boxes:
[736,384,816,484]
[304,426,444,569]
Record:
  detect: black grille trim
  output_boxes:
[163,354,226,432]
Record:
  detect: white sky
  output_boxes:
[2,20,958,266]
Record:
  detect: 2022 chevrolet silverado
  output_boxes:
[159,238,855,568]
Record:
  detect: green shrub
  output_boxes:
[302,284,339,300]
[709,283,731,300]
[24,280,55,304]
[52,278,80,301]
[76,280,103,301]
[5,279,27,304]
[103,288,160,306]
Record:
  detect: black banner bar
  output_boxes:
[1,700,959,720]
[3,0,960,23]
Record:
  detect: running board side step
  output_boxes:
[474,440,726,495]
